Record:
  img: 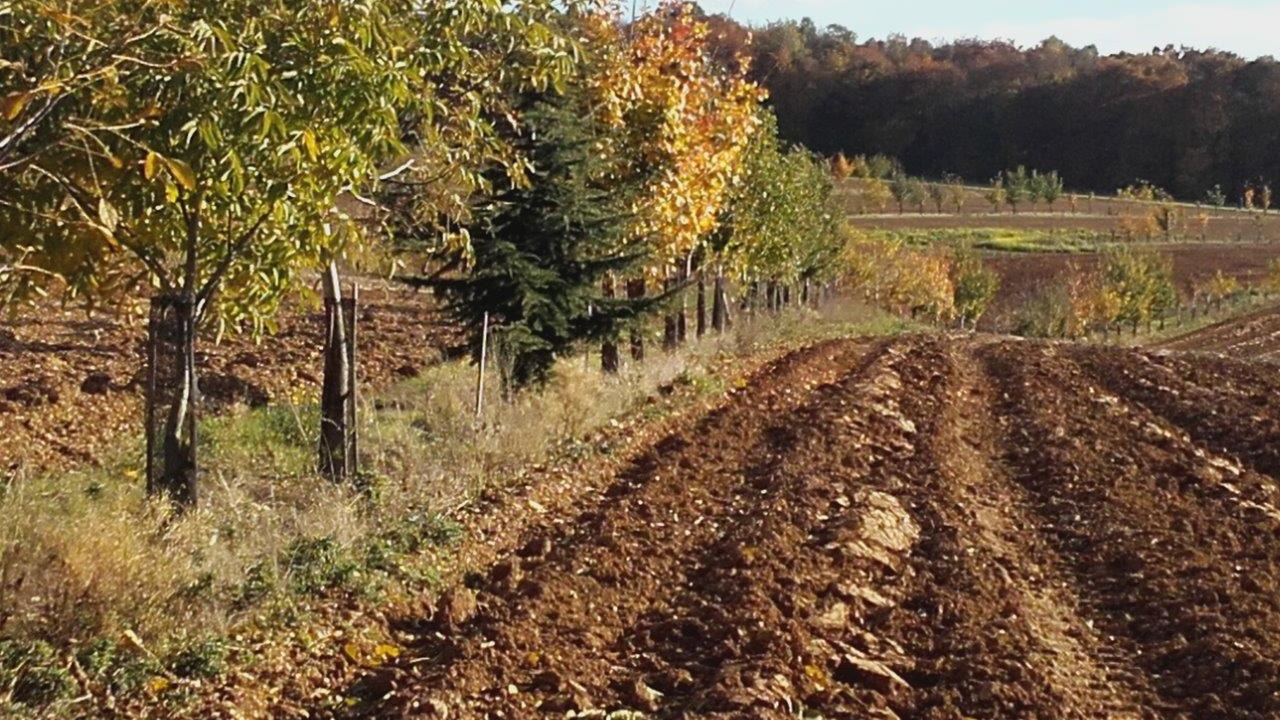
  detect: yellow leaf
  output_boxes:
[144,151,161,180]
[301,130,319,161]
[163,157,197,190]
[373,643,401,661]
[97,198,120,232]
[342,641,363,663]
[0,91,32,121]
[147,676,171,694]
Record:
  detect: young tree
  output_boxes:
[984,175,1007,213]
[1101,247,1175,333]
[1027,169,1044,212]
[1042,170,1064,210]
[1205,184,1228,209]
[927,182,946,213]
[908,177,928,213]
[890,174,913,214]
[830,152,854,179]
[944,174,967,214]
[1004,166,1029,213]
[952,246,1000,330]
[863,178,892,213]
[436,92,646,390]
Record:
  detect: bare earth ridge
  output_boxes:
[321,334,1280,719]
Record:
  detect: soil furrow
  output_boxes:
[869,337,1155,720]
[980,340,1280,719]
[349,338,882,717]
[607,337,932,718]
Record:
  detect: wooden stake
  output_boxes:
[476,311,490,418]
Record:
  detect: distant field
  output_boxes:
[837,178,1280,244]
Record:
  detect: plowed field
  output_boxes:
[344,334,1280,719]
[1157,303,1280,360]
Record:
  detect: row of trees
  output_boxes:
[845,237,1000,329]
[845,166,1066,216]
[1015,248,1179,338]
[986,167,1064,213]
[0,1,850,506]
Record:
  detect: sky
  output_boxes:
[689,1,1280,58]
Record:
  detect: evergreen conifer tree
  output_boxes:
[438,92,648,390]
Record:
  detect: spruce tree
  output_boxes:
[438,92,647,390]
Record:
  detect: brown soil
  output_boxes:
[981,243,1280,331]
[0,280,456,475]
[1156,303,1280,360]
[846,212,1280,243]
[329,334,1280,719]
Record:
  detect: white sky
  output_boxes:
[690,1,1280,58]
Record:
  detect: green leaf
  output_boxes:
[163,157,198,190]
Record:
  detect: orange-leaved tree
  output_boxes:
[581,2,761,353]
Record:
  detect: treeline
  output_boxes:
[702,14,1280,201]
[0,1,848,505]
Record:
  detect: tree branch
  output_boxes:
[194,207,274,320]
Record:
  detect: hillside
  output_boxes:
[706,18,1280,201]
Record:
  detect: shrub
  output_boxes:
[952,247,1000,329]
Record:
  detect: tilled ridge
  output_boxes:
[324,333,1280,720]
[864,337,1155,720]
[1068,344,1280,482]
[347,338,884,718]
[980,340,1280,720]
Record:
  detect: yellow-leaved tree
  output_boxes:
[581,2,762,353]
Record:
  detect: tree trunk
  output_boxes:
[628,277,646,362]
[319,264,358,483]
[676,281,688,345]
[146,294,198,508]
[601,276,619,374]
[712,271,727,333]
[663,275,678,351]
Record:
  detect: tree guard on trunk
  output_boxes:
[319,266,359,483]
[146,294,198,508]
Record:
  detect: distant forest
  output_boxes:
[703,14,1280,202]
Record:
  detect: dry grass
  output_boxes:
[0,299,905,716]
